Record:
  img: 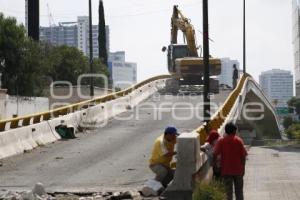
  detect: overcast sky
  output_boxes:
[0,0,294,82]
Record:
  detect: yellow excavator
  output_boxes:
[163,5,221,93]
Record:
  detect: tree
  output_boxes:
[19,39,49,96]
[0,13,46,96]
[45,45,109,88]
[0,13,110,96]
[286,123,300,140]
[283,116,293,129]
[98,0,108,67]
[0,13,26,94]
[91,58,109,88]
[287,97,300,116]
[45,45,89,85]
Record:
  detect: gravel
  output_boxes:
[0,183,160,200]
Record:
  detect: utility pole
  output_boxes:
[89,0,94,97]
[27,0,39,41]
[243,0,246,74]
[203,0,210,123]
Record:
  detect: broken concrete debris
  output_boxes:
[0,183,159,200]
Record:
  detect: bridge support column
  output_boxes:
[238,89,282,140]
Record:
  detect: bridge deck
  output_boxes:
[0,90,230,192]
[244,145,300,200]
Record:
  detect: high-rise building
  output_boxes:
[40,16,110,57]
[259,69,293,107]
[218,58,240,88]
[40,22,78,47]
[77,16,89,55]
[108,51,125,63]
[292,0,300,96]
[77,16,110,57]
[108,51,137,89]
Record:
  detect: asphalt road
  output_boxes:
[0,91,229,192]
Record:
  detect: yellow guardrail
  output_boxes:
[0,74,171,132]
[196,74,250,144]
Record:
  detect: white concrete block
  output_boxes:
[0,127,36,159]
[166,132,203,192]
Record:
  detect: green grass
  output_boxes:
[193,181,226,200]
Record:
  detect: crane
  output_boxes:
[47,3,55,27]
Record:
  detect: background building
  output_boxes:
[40,22,78,47]
[108,51,125,63]
[259,69,293,107]
[293,0,300,97]
[39,17,137,88]
[108,51,137,89]
[218,58,240,88]
[40,16,110,57]
[77,16,89,55]
[77,16,110,57]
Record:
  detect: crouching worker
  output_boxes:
[149,126,179,188]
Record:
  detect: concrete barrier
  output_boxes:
[0,121,59,159]
[50,79,165,133]
[0,78,167,159]
[162,132,212,200]
[79,99,126,129]
[30,121,60,145]
[46,111,85,138]
[0,127,34,159]
[79,79,166,129]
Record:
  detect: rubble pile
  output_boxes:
[0,183,160,200]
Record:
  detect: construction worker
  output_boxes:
[200,130,222,179]
[213,123,247,200]
[232,64,239,89]
[149,126,179,187]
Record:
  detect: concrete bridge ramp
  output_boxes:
[163,75,283,199]
[0,74,283,198]
[222,77,282,142]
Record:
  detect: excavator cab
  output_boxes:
[167,44,189,74]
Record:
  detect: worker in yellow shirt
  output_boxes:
[149,126,179,187]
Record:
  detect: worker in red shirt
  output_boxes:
[213,122,247,200]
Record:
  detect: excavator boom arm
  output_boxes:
[171,5,198,57]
